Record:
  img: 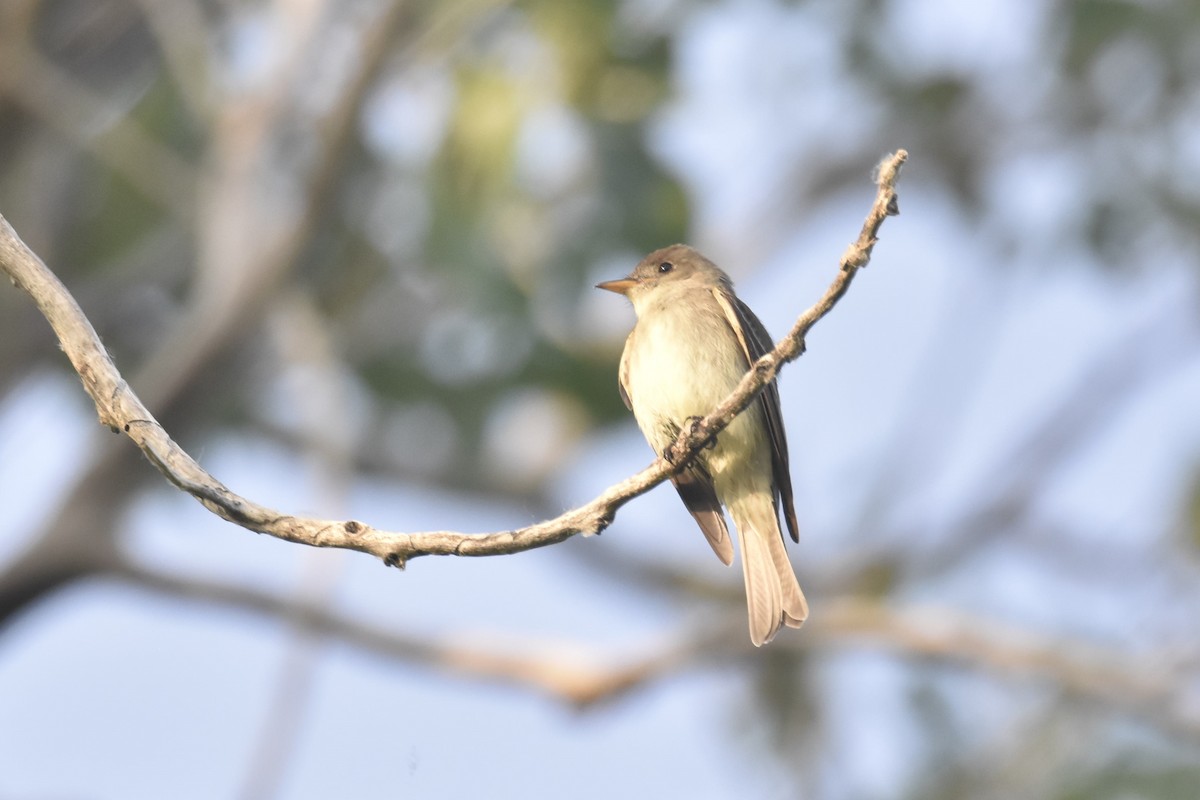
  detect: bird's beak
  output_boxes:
[595,277,638,295]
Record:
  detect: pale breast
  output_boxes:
[623,292,769,490]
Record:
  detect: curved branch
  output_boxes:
[0,150,908,568]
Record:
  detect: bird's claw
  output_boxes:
[664,416,714,466]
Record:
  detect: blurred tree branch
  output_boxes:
[111,555,1200,742]
[0,8,197,220]
[236,292,357,800]
[0,0,416,629]
[0,151,908,571]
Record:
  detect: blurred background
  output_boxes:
[3,0,1200,797]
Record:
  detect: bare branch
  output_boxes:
[0,0,418,628]
[0,151,908,569]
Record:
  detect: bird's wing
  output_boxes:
[671,465,734,565]
[711,287,800,543]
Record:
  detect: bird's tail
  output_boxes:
[729,495,808,646]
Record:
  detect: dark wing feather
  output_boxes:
[713,288,800,543]
[671,466,733,565]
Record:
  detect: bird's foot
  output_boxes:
[664,416,715,466]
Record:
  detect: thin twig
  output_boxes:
[0,150,908,568]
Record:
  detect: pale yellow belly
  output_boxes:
[625,303,772,501]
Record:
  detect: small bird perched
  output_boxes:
[597,244,807,646]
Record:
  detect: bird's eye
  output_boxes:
[658,262,674,274]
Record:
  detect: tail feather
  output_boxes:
[769,526,808,628]
[731,496,807,646]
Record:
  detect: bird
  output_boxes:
[597,244,807,646]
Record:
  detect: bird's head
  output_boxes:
[595,244,730,309]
